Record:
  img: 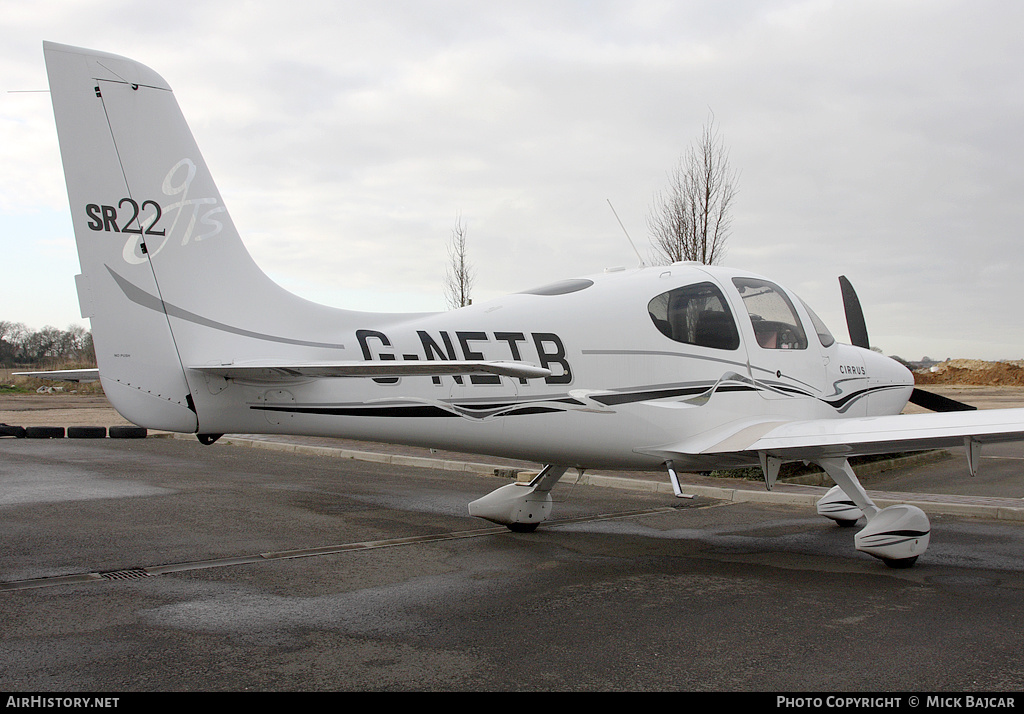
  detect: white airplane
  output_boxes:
[28,42,1024,568]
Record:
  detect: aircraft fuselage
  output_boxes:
[179,263,913,470]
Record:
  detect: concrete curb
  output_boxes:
[153,432,1024,523]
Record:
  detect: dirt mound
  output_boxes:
[914,359,1024,386]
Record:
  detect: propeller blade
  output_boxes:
[836,278,975,413]
[909,388,977,412]
[839,275,870,349]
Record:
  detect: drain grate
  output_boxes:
[4,505,683,591]
[99,568,153,581]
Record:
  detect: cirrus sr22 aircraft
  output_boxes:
[27,42,1024,569]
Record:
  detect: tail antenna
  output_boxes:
[607,199,647,268]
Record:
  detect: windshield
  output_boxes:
[732,277,808,350]
[798,298,836,348]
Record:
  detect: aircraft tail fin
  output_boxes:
[43,42,347,432]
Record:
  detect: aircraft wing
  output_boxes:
[189,360,552,381]
[13,368,100,383]
[642,408,1024,464]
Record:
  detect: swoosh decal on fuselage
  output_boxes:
[106,265,347,350]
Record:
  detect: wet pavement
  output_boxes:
[3,387,1024,691]
[3,436,1024,691]
[175,430,1024,523]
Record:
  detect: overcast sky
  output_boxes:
[2,0,1023,361]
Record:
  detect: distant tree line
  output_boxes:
[0,321,95,368]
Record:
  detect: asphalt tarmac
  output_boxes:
[3,434,1024,692]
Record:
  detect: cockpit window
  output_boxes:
[648,282,740,350]
[732,277,808,350]
[799,298,835,348]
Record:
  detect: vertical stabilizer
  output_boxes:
[45,42,199,431]
[43,42,352,432]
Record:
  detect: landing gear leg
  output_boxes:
[468,465,569,531]
[665,460,689,497]
[815,457,930,568]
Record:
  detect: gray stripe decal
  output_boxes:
[106,265,346,350]
[582,348,750,371]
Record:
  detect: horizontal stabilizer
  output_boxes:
[13,368,100,383]
[189,360,552,382]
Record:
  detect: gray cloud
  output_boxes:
[2,0,1023,359]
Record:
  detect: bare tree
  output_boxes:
[647,164,691,264]
[444,213,475,310]
[648,113,737,266]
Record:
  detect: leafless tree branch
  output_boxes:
[444,212,475,310]
[648,113,737,266]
